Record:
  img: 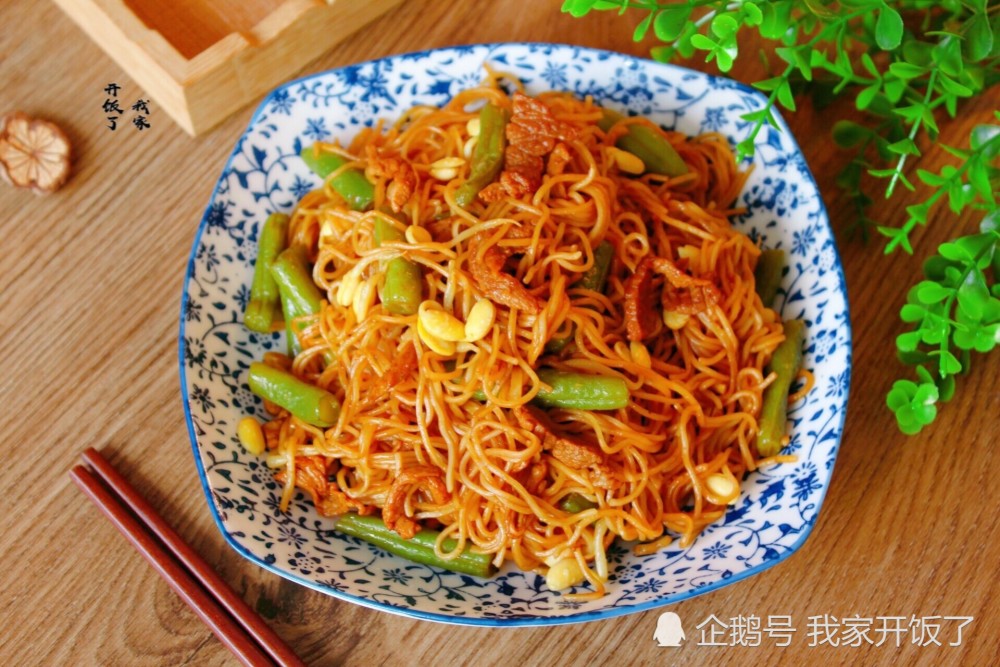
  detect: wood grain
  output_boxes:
[2,1,997,665]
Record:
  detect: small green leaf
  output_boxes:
[915,365,935,385]
[883,78,907,104]
[803,0,837,20]
[933,38,963,77]
[776,81,796,111]
[742,2,763,26]
[896,330,923,352]
[965,14,995,62]
[879,225,914,254]
[561,0,606,18]
[913,383,939,415]
[983,297,1000,324]
[759,1,791,40]
[832,121,869,148]
[923,255,959,281]
[916,169,945,186]
[715,45,736,71]
[892,104,923,124]
[633,11,654,42]
[906,202,931,226]
[946,181,975,214]
[939,241,969,262]
[971,124,1000,155]
[957,273,990,320]
[860,52,880,78]
[915,280,951,304]
[920,319,949,344]
[887,138,920,156]
[876,6,904,50]
[652,5,691,42]
[776,46,812,80]
[980,209,1000,233]
[711,14,740,39]
[940,144,971,161]
[921,105,940,137]
[902,40,934,67]
[888,62,926,80]
[900,303,927,322]
[886,380,917,412]
[936,373,956,402]
[752,77,783,92]
[969,160,996,204]
[888,378,938,434]
[953,322,997,352]
[898,348,931,365]
[856,84,880,110]
[690,34,717,51]
[938,74,974,97]
[935,350,963,376]
[650,45,677,63]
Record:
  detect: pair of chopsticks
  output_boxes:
[70,447,305,667]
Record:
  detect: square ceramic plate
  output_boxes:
[179,43,851,625]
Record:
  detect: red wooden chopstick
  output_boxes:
[70,447,305,667]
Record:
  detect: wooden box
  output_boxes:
[53,0,404,135]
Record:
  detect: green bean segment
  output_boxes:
[559,492,598,514]
[455,103,507,207]
[373,214,422,315]
[546,241,615,354]
[300,145,374,212]
[270,246,324,318]
[598,108,687,177]
[473,369,628,410]
[754,248,786,309]
[534,369,628,410]
[577,240,615,293]
[335,514,496,578]
[244,213,290,333]
[279,286,302,357]
[756,320,806,457]
[247,362,341,428]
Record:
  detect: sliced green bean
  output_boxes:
[756,320,807,457]
[559,492,598,514]
[473,369,628,410]
[546,241,615,353]
[534,369,628,410]
[300,144,374,212]
[597,108,687,177]
[455,103,507,208]
[373,214,422,315]
[244,213,290,332]
[578,240,615,293]
[754,248,785,309]
[335,514,496,578]
[279,286,302,356]
[270,246,324,318]
[247,362,340,427]
[543,328,574,355]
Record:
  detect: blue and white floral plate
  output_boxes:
[179,43,851,626]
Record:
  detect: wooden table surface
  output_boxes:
[2,2,997,665]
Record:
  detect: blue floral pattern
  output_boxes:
[179,43,851,626]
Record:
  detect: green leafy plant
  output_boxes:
[562,0,1000,433]
[888,209,1000,433]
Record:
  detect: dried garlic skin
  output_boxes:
[0,112,71,194]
